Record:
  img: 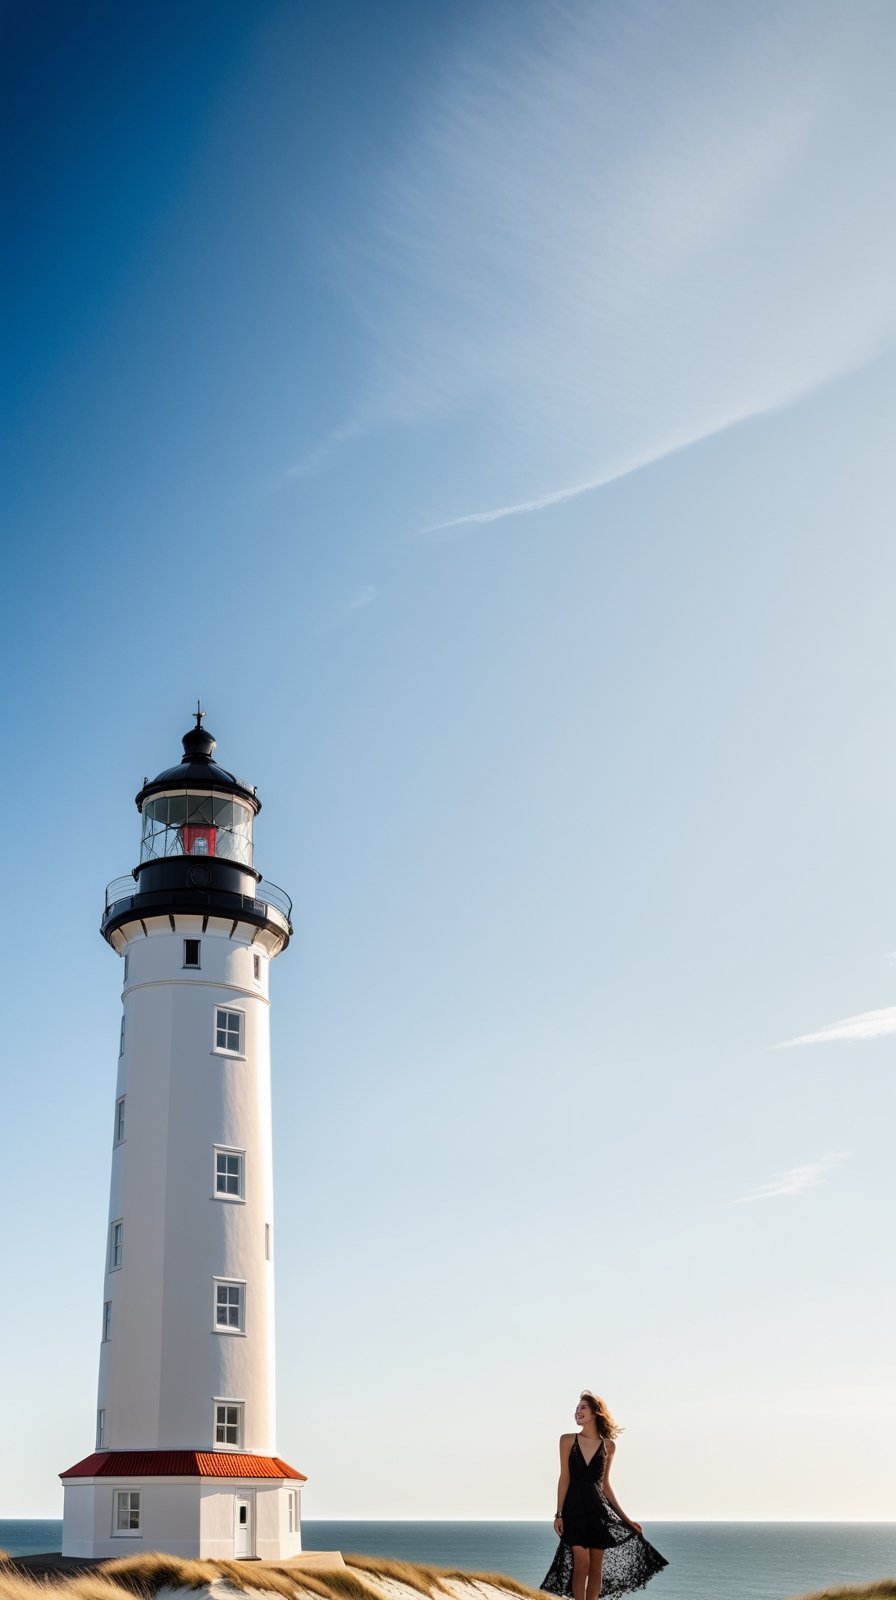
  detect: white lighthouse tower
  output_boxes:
[61,712,305,1560]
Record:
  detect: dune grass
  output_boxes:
[0,1551,892,1600]
[342,1555,446,1596]
[797,1586,896,1600]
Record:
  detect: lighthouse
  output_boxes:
[61,712,305,1560]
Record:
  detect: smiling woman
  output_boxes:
[540,1393,667,1600]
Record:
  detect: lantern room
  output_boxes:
[139,791,255,865]
[134,708,261,867]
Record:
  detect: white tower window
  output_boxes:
[214,1007,244,1054]
[287,1490,297,1532]
[214,1147,245,1199]
[114,1097,126,1144]
[214,1400,244,1447]
[123,953,129,982]
[114,1490,141,1534]
[253,952,261,980]
[183,938,201,968]
[214,1279,245,1333]
[119,1016,125,1056]
[102,1301,112,1341]
[97,1409,106,1447]
[110,1220,123,1270]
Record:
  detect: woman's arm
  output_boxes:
[553,1434,574,1536]
[600,1440,642,1533]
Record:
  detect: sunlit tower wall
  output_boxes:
[61,713,305,1559]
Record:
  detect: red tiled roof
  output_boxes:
[60,1451,306,1481]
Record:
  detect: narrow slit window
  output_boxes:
[114,1097,125,1144]
[110,1220,123,1270]
[184,938,201,968]
[97,1409,106,1448]
[102,1301,112,1341]
[119,1016,125,1056]
[265,1223,272,1260]
[253,953,261,980]
[123,953,129,982]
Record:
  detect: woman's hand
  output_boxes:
[553,1516,563,1536]
[626,1521,642,1534]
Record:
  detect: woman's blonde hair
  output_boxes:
[580,1390,622,1440]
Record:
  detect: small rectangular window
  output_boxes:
[123,953,129,982]
[214,1279,245,1333]
[214,1400,244,1447]
[102,1301,112,1341]
[214,1148,244,1199]
[265,1223,272,1261]
[287,1490,296,1532]
[97,1409,106,1447]
[110,1220,123,1270]
[119,1016,125,1056]
[114,1489,140,1533]
[184,938,201,968]
[215,1007,243,1054]
[253,953,261,981]
[114,1097,126,1144]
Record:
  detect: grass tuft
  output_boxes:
[97,1556,212,1594]
[342,1556,446,1596]
[795,1586,896,1600]
[434,1575,544,1600]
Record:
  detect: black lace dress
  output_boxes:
[540,1437,668,1598]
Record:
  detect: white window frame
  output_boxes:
[102,1301,112,1342]
[213,1146,245,1201]
[113,1488,142,1536]
[114,1096,126,1145]
[119,1015,126,1056]
[213,1006,244,1056]
[213,1398,244,1449]
[97,1408,106,1447]
[213,1277,246,1334]
[110,1219,123,1271]
[183,937,201,969]
[287,1489,296,1533]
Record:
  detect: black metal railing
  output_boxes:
[102,874,292,926]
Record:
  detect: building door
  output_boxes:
[234,1494,254,1558]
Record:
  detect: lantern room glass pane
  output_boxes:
[139,793,254,866]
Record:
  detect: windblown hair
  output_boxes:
[580,1389,623,1441]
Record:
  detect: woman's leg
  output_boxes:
[571,1546,589,1600]
[585,1549,604,1600]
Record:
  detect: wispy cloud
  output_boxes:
[776,1006,896,1049]
[735,1151,850,1203]
[287,1,896,520]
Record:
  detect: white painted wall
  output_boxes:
[98,917,278,1454]
[63,1477,302,1559]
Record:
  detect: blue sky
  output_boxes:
[2,0,895,1521]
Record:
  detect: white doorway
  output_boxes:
[234,1493,255,1558]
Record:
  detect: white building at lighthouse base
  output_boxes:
[61,1450,305,1560]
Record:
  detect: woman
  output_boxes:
[540,1392,668,1599]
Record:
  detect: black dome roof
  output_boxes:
[135,713,260,813]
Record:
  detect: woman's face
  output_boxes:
[574,1399,593,1426]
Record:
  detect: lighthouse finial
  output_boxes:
[195,700,205,728]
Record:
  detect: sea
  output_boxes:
[1,1520,894,1600]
